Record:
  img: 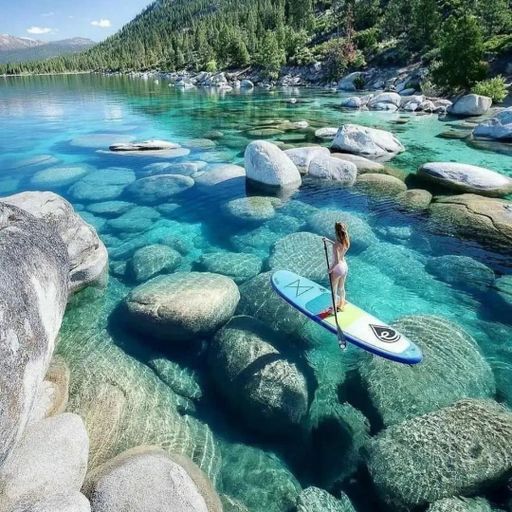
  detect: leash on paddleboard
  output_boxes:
[322,237,347,350]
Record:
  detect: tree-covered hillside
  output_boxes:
[1,0,511,93]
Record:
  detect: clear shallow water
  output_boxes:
[1,75,511,511]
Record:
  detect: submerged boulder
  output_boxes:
[222,196,280,223]
[269,231,327,284]
[109,139,181,152]
[30,165,88,189]
[196,252,262,284]
[68,168,135,202]
[296,487,356,512]
[244,140,302,190]
[418,162,512,197]
[8,491,91,512]
[368,399,512,508]
[4,191,108,293]
[396,188,432,212]
[0,413,89,511]
[425,255,495,292]
[126,244,182,283]
[125,272,240,342]
[448,94,492,116]
[355,173,407,197]
[0,201,69,467]
[126,174,194,205]
[332,124,405,159]
[209,316,309,435]
[428,194,512,253]
[426,497,493,512]
[330,153,385,173]
[194,164,245,188]
[314,127,338,140]
[473,106,512,140]
[359,316,496,427]
[306,209,377,253]
[83,446,221,512]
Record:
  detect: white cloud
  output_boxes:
[27,26,52,34]
[91,19,111,28]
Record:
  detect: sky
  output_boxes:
[0,0,153,42]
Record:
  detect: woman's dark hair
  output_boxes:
[335,222,349,245]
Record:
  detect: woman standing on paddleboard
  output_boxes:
[327,222,350,311]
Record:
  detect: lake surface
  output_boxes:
[0,74,511,511]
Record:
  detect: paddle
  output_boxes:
[322,237,347,350]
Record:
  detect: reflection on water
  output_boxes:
[1,74,511,512]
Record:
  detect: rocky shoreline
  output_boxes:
[0,84,512,512]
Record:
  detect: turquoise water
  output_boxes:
[1,74,511,511]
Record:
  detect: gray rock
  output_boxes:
[340,95,372,108]
[0,413,89,511]
[337,72,366,91]
[332,124,405,159]
[368,399,512,508]
[494,274,512,311]
[83,446,221,512]
[109,139,180,152]
[86,201,135,217]
[30,166,89,189]
[368,92,401,109]
[314,127,338,140]
[209,316,309,435]
[240,80,254,89]
[0,202,69,467]
[196,252,262,284]
[284,146,330,174]
[473,107,512,140]
[126,174,194,205]
[418,162,512,197]
[244,140,302,190]
[306,209,377,253]
[185,138,217,150]
[3,192,109,293]
[125,272,240,342]
[127,244,182,283]
[145,161,206,177]
[448,94,492,116]
[396,188,432,212]
[68,168,135,202]
[106,206,160,234]
[308,154,357,184]
[331,153,385,172]
[194,164,245,188]
[296,487,356,512]
[7,492,91,512]
[425,255,495,291]
[360,316,496,427]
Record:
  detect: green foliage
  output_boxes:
[354,27,379,53]
[353,74,366,90]
[255,31,285,80]
[433,13,488,91]
[472,76,508,103]
[205,60,218,73]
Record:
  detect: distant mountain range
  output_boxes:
[0,34,95,63]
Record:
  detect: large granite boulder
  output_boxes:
[368,92,401,111]
[359,316,495,427]
[418,162,512,197]
[194,164,245,188]
[332,124,405,159]
[106,206,160,234]
[0,413,89,511]
[425,255,495,292]
[396,188,432,212]
[315,127,338,141]
[473,106,512,140]
[284,146,330,174]
[0,201,69,468]
[109,139,181,152]
[368,399,512,508]
[448,94,492,116]
[125,272,240,342]
[3,192,108,293]
[337,72,366,91]
[30,165,89,189]
[331,153,385,173]
[306,209,377,253]
[296,487,356,512]
[308,154,357,184]
[126,244,182,283]
[245,140,302,190]
[494,274,512,312]
[269,231,327,284]
[209,316,309,435]
[126,174,194,205]
[428,194,512,253]
[8,491,91,512]
[222,196,280,223]
[84,446,221,512]
[196,252,262,284]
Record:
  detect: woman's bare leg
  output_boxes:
[331,274,342,310]
[337,276,346,310]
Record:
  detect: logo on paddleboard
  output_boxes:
[370,324,401,343]
[285,279,314,298]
